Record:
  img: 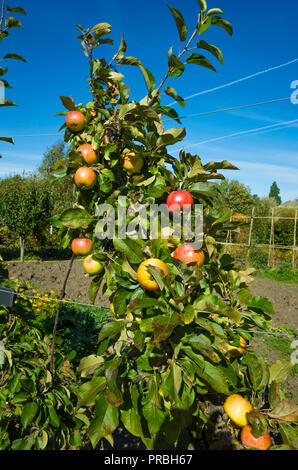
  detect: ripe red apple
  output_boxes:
[66,111,85,132]
[166,190,194,213]
[74,167,97,189]
[76,144,99,165]
[83,255,103,275]
[241,425,271,450]
[173,245,204,267]
[71,238,93,256]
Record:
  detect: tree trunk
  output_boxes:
[19,236,25,262]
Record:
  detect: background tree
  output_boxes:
[38,141,67,177]
[0,1,26,147]
[38,141,75,218]
[269,181,281,205]
[0,175,52,261]
[216,179,257,215]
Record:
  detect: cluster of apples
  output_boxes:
[137,189,205,291]
[66,110,99,190]
[224,394,271,450]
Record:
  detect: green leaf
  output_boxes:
[156,127,186,147]
[91,22,112,38]
[98,320,127,342]
[11,437,34,450]
[0,136,14,144]
[248,296,275,314]
[198,360,230,394]
[0,99,16,107]
[113,238,144,264]
[138,64,156,95]
[7,6,27,15]
[121,385,144,438]
[197,16,212,35]
[128,297,159,311]
[0,67,8,76]
[207,8,224,16]
[48,405,60,428]
[211,16,233,36]
[116,34,127,60]
[279,423,298,449]
[105,358,123,407]
[21,402,38,429]
[89,275,103,303]
[197,0,207,12]
[269,360,294,385]
[5,16,22,28]
[140,312,180,342]
[188,182,218,197]
[88,394,119,448]
[113,288,131,316]
[77,355,104,378]
[143,401,167,435]
[204,160,238,171]
[59,95,75,111]
[269,400,298,423]
[196,40,223,65]
[186,53,216,72]
[244,353,270,391]
[188,335,220,363]
[146,175,167,198]
[3,53,26,62]
[165,360,182,401]
[237,288,252,305]
[157,105,181,123]
[247,410,268,438]
[164,86,185,108]
[60,208,93,229]
[167,4,188,42]
[118,56,141,66]
[168,47,185,77]
[77,377,106,407]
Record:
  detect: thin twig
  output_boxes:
[49,253,75,376]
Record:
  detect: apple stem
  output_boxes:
[49,253,76,376]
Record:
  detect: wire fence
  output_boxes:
[1,288,296,339]
[221,208,298,269]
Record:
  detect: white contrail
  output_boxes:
[168,58,298,105]
[179,118,298,150]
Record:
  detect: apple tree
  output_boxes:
[0,175,52,261]
[52,0,298,450]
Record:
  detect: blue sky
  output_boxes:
[1,0,298,201]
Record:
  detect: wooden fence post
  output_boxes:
[292,210,297,269]
[245,207,255,267]
[268,208,275,268]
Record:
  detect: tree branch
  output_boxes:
[148,27,198,107]
[50,253,75,376]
